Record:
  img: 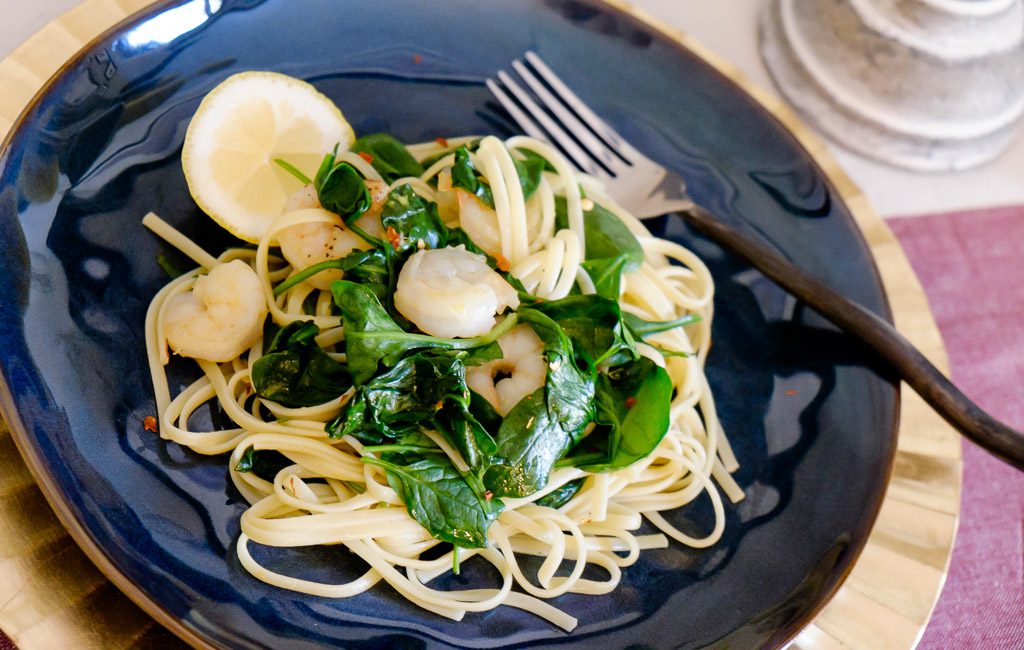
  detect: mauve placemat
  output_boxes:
[891,204,1024,649]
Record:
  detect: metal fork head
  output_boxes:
[487,51,695,218]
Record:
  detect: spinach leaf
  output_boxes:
[578,357,673,472]
[328,351,497,472]
[331,281,517,385]
[273,157,312,185]
[314,152,371,221]
[330,352,465,443]
[334,247,390,300]
[468,388,503,433]
[363,454,500,548]
[380,184,448,255]
[483,309,596,498]
[450,146,494,207]
[532,294,639,365]
[351,133,424,183]
[517,309,596,442]
[331,280,420,384]
[482,388,562,498]
[235,448,293,481]
[438,400,499,474]
[535,478,584,509]
[362,430,446,455]
[250,321,352,407]
[621,311,702,338]
[513,148,549,200]
[556,197,644,299]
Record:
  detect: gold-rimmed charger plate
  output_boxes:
[0,0,960,647]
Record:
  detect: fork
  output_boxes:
[487,51,1024,471]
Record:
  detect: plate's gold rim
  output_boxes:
[0,1,962,648]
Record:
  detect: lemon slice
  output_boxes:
[182,71,354,242]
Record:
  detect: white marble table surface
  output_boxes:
[4,0,1023,217]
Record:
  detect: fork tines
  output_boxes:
[487,51,636,179]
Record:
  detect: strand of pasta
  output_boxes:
[473,137,528,265]
[406,136,480,161]
[510,228,581,299]
[505,136,585,256]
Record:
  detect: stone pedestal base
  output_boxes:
[760,0,1024,171]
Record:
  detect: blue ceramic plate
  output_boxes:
[0,1,898,648]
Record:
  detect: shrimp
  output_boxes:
[465,325,547,415]
[164,259,268,362]
[282,183,320,213]
[394,246,519,338]
[434,168,502,258]
[455,189,502,259]
[277,208,372,289]
[276,180,388,289]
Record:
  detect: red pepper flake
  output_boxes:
[385,226,402,250]
[358,151,374,164]
[624,396,637,409]
[435,400,444,411]
[495,254,511,272]
[143,415,158,433]
[434,136,449,148]
[484,490,493,501]
[412,54,423,65]
[784,389,798,396]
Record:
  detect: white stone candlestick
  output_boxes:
[760,0,1024,171]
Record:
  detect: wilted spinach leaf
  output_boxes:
[333,247,390,299]
[450,146,494,207]
[556,197,643,299]
[512,148,548,200]
[380,184,448,255]
[621,311,701,338]
[251,321,352,407]
[483,389,560,499]
[272,246,391,299]
[535,478,585,509]
[235,448,294,481]
[363,454,500,548]
[578,357,673,472]
[518,309,596,441]
[314,150,371,221]
[483,309,595,498]
[328,351,497,472]
[331,351,463,442]
[533,294,639,365]
[351,133,424,184]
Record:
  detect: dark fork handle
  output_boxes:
[680,204,1024,471]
